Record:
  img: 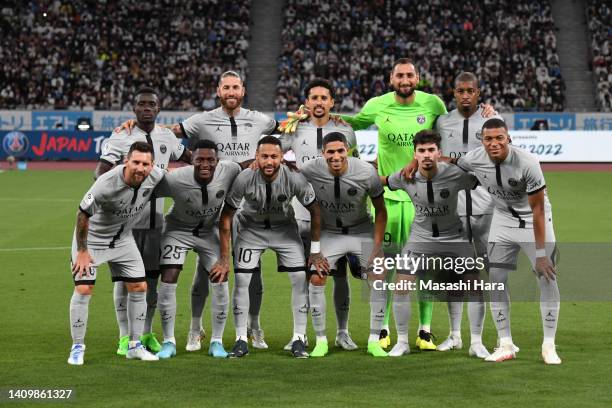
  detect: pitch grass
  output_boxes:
[0,170,611,408]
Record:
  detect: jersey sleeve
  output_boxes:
[256,111,278,134]
[99,132,127,165]
[180,113,204,139]
[524,158,546,194]
[168,132,186,161]
[277,132,294,153]
[78,182,105,217]
[340,97,380,131]
[386,171,404,192]
[455,153,475,172]
[153,173,173,198]
[224,171,248,210]
[292,172,316,207]
[458,172,479,190]
[345,128,361,158]
[367,166,385,198]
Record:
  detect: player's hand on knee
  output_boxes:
[308,253,330,277]
[72,250,94,279]
[535,256,556,282]
[480,103,498,118]
[210,258,230,283]
[113,119,136,134]
[400,158,418,181]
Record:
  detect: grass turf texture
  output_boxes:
[0,170,611,408]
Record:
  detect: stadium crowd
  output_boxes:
[587,0,611,112]
[276,0,565,113]
[0,0,251,111]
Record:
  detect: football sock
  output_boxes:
[70,292,91,344]
[447,301,463,336]
[468,295,486,344]
[113,281,128,338]
[210,281,229,343]
[309,283,327,337]
[418,299,433,332]
[143,276,158,333]
[248,270,264,328]
[392,292,411,340]
[489,267,512,340]
[289,271,308,337]
[157,281,177,343]
[127,291,146,341]
[190,260,209,333]
[382,268,395,329]
[332,275,350,332]
[369,280,387,341]
[538,275,560,344]
[233,273,252,339]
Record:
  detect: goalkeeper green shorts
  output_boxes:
[383,199,415,254]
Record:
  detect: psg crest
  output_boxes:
[2,131,29,156]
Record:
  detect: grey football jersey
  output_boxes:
[436,107,500,216]
[78,165,165,249]
[301,157,383,234]
[180,107,276,161]
[279,120,359,168]
[457,145,552,228]
[99,125,185,229]
[155,161,241,234]
[388,162,477,241]
[225,165,316,228]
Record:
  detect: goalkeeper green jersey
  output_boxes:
[342,90,447,201]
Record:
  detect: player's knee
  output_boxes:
[310,274,327,286]
[125,281,147,292]
[74,285,94,296]
[161,268,180,284]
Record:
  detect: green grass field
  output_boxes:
[1,169,611,408]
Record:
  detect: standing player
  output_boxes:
[382,130,480,357]
[68,142,164,365]
[171,71,277,350]
[211,136,328,358]
[434,72,501,357]
[97,87,189,356]
[278,78,359,351]
[342,58,447,350]
[454,119,561,364]
[300,132,388,357]
[153,140,241,359]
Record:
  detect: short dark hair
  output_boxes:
[482,118,508,132]
[257,135,282,149]
[322,132,348,147]
[392,58,417,74]
[218,70,243,86]
[128,141,155,159]
[193,139,218,153]
[454,72,479,88]
[135,87,159,98]
[304,78,335,100]
[413,130,441,150]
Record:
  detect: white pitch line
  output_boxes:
[0,246,71,252]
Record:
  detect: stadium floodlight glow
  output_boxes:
[76,118,93,131]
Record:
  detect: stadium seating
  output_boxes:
[586,0,611,112]
[0,0,251,110]
[277,0,565,112]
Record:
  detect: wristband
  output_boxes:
[311,241,321,254]
[535,248,546,258]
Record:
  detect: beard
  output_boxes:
[392,84,415,98]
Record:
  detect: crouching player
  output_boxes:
[382,130,485,357]
[211,136,329,358]
[68,142,164,364]
[300,132,388,357]
[152,140,242,359]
